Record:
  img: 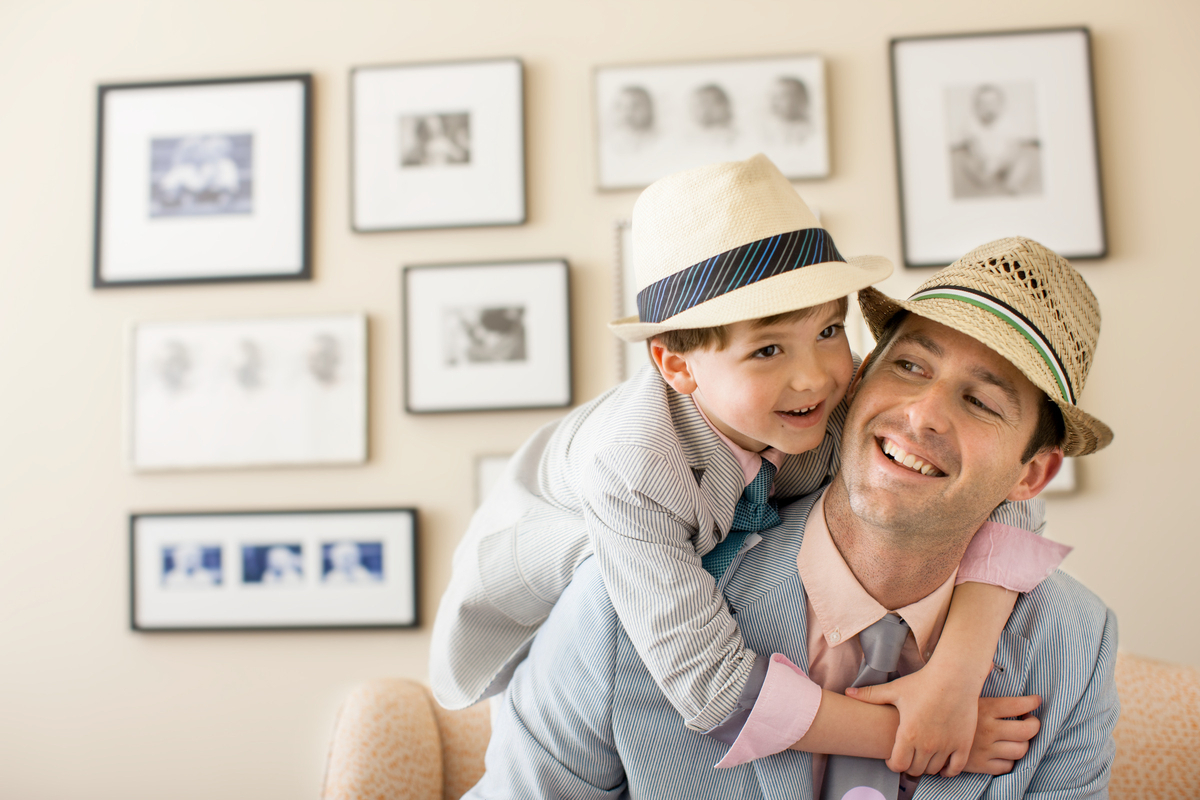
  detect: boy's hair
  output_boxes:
[650,296,849,355]
[864,310,1065,463]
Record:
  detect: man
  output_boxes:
[465,237,1118,800]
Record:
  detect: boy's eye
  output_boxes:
[817,324,844,341]
[753,345,781,358]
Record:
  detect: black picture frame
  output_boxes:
[890,27,1106,268]
[350,57,526,232]
[94,73,313,288]
[130,508,418,632]
[403,258,573,414]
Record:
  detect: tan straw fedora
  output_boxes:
[858,236,1113,457]
[609,154,893,342]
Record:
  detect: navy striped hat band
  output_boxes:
[636,227,844,325]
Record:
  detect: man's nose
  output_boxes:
[905,380,953,434]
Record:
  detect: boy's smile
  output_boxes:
[653,301,855,455]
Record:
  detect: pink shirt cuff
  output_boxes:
[714,654,822,768]
[956,522,1073,593]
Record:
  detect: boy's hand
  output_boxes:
[845,663,979,776]
[964,695,1041,775]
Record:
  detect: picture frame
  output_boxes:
[475,453,513,508]
[594,54,829,190]
[94,74,312,287]
[613,219,649,382]
[131,508,417,631]
[129,313,367,471]
[403,259,572,413]
[891,28,1106,268]
[351,58,526,231]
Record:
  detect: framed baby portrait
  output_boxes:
[128,313,367,471]
[594,54,829,190]
[403,259,572,413]
[94,74,312,287]
[350,57,526,231]
[891,28,1106,267]
[130,508,418,632]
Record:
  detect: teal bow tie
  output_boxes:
[702,459,780,581]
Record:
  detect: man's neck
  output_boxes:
[821,478,977,610]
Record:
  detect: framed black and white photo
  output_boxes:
[475,453,513,508]
[351,58,525,231]
[129,314,367,470]
[613,219,649,382]
[891,28,1106,267]
[95,74,311,287]
[594,55,828,190]
[404,259,571,413]
[131,509,417,631]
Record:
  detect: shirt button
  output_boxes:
[828,630,841,643]
[924,650,932,659]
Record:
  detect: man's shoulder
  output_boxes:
[1006,569,1114,658]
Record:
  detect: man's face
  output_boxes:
[838,315,1055,544]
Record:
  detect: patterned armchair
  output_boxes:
[322,652,1199,800]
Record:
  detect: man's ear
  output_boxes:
[649,339,699,395]
[1006,447,1065,502]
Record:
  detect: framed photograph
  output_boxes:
[351,58,525,231]
[891,28,1106,267]
[594,54,828,190]
[613,219,649,382]
[475,453,513,508]
[95,74,312,287]
[403,259,571,413]
[129,314,367,470]
[131,509,417,631]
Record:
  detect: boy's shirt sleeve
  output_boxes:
[582,443,763,733]
[958,497,1072,592]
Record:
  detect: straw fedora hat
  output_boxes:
[858,237,1113,457]
[609,154,893,342]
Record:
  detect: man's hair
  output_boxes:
[650,296,849,355]
[864,309,1065,463]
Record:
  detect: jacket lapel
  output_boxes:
[668,389,745,550]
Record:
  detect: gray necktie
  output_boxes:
[819,613,911,800]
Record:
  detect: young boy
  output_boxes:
[430,154,1066,775]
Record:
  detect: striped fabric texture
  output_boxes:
[465,495,1119,800]
[636,228,845,324]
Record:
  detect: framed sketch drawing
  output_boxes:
[891,28,1106,267]
[351,58,525,231]
[130,314,367,470]
[131,508,417,631]
[95,74,311,287]
[404,259,572,413]
[595,54,828,190]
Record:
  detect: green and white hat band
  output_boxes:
[909,285,1076,405]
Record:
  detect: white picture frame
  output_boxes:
[95,74,311,287]
[891,28,1106,267]
[129,314,367,471]
[131,509,417,631]
[613,219,650,382]
[403,259,572,413]
[594,54,829,190]
[351,58,526,231]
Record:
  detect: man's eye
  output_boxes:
[754,345,781,358]
[818,324,844,341]
[896,360,921,373]
[966,395,998,415]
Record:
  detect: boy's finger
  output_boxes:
[995,716,1041,743]
[984,694,1042,718]
[886,744,915,774]
[846,684,895,706]
[942,749,968,777]
[990,740,1031,761]
[924,750,949,776]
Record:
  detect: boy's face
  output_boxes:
[654,301,854,455]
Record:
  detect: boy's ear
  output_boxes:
[649,339,699,395]
[1006,447,1064,502]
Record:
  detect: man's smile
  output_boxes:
[877,436,946,477]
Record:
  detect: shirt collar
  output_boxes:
[798,488,957,656]
[691,396,785,488]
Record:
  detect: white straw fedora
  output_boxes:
[858,236,1113,457]
[609,154,893,342]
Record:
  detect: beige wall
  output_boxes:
[1,0,1196,797]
